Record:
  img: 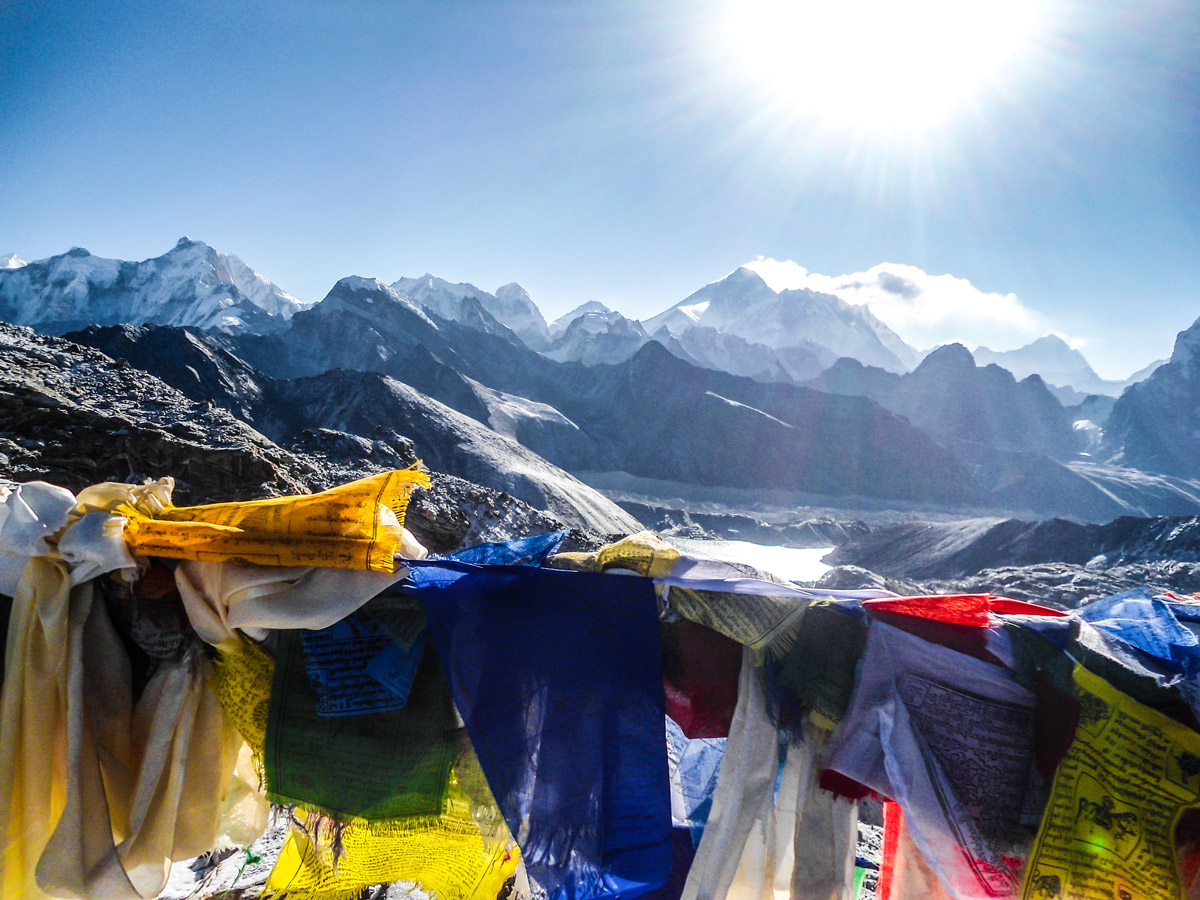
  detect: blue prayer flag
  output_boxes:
[408,560,673,900]
[437,530,570,567]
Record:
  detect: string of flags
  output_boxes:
[2,468,1200,900]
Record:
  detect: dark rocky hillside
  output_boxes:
[0,323,308,502]
[68,324,639,535]
[825,513,1200,580]
[0,323,604,553]
[1103,315,1200,479]
[222,277,985,504]
[807,343,1081,460]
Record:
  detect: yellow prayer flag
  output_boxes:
[212,636,274,774]
[263,800,519,900]
[120,468,430,573]
[1022,664,1200,900]
[551,530,680,577]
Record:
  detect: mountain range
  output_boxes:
[0,240,1154,395]
[972,335,1164,402]
[2,238,1199,528]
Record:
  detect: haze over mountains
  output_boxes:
[3,237,1199,529]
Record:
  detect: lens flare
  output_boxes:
[716,0,1045,133]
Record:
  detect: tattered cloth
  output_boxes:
[409,559,674,900]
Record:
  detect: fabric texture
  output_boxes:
[773,599,867,729]
[122,468,429,573]
[877,802,956,900]
[663,576,891,656]
[441,530,569,567]
[828,621,1038,899]
[665,717,724,841]
[548,531,681,577]
[212,635,275,765]
[1022,663,1200,900]
[679,647,779,900]
[681,650,857,900]
[264,627,455,821]
[264,790,520,900]
[0,477,243,900]
[409,559,673,900]
[0,481,77,596]
[662,619,742,739]
[173,557,405,647]
[298,607,426,716]
[1076,589,1200,720]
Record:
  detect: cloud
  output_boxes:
[743,257,811,291]
[1055,331,1088,351]
[743,257,1050,352]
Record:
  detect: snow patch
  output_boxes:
[703,391,795,429]
[472,380,582,440]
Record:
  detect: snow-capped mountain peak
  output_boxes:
[218,252,304,318]
[391,273,479,320]
[642,267,917,373]
[334,275,400,296]
[391,273,551,350]
[495,282,533,305]
[0,239,303,335]
[974,334,1089,378]
[488,282,551,349]
[319,276,436,326]
[550,301,615,337]
[2,253,27,269]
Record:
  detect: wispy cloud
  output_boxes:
[744,257,1053,351]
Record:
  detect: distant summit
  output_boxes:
[973,334,1139,398]
[643,267,918,373]
[0,238,304,335]
[391,274,551,350]
[808,342,1081,460]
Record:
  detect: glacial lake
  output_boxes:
[667,538,834,583]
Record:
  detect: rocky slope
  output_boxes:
[0,322,606,553]
[1103,315,1200,479]
[268,370,641,535]
[0,322,309,502]
[616,499,870,546]
[807,343,1081,459]
[543,341,980,502]
[824,512,1200,580]
[812,560,1200,609]
[68,324,638,535]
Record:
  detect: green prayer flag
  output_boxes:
[264,627,456,821]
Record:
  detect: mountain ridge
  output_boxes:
[0,238,304,335]
[4,240,1199,525]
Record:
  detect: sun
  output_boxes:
[715,0,1046,134]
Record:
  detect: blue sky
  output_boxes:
[2,0,1197,378]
